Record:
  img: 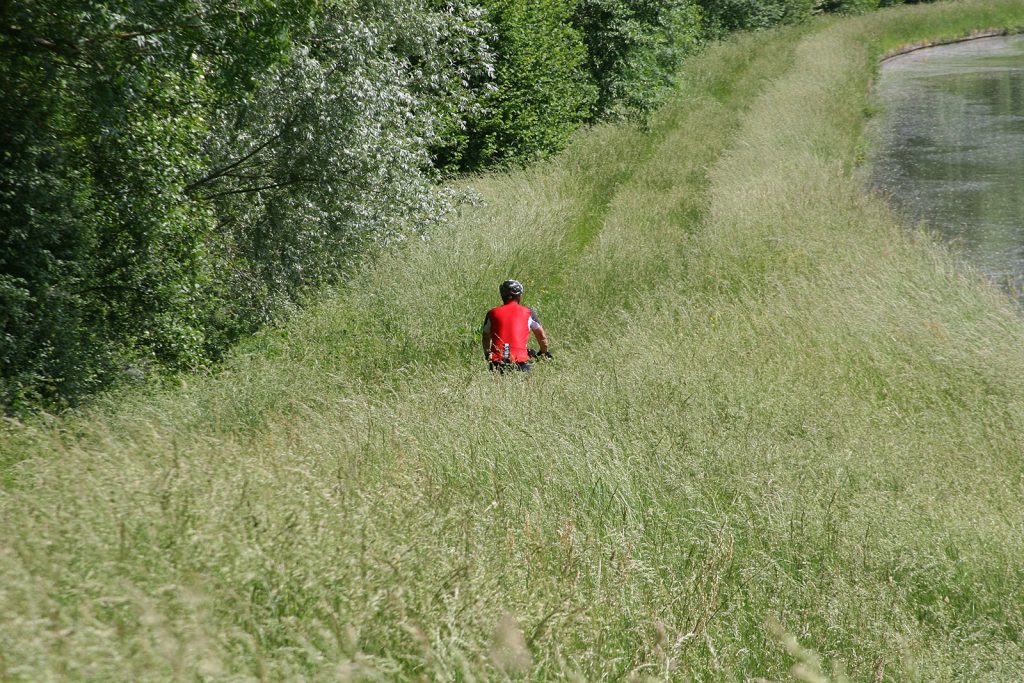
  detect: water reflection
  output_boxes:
[871,35,1024,294]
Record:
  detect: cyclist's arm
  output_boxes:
[532,325,549,354]
[529,312,549,354]
[481,315,492,356]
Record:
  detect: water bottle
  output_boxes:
[502,343,510,363]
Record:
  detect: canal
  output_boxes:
[871,34,1024,295]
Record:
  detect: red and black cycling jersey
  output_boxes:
[482,302,541,363]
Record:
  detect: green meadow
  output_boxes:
[4,1,1024,679]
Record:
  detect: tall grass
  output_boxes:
[4,1,1024,679]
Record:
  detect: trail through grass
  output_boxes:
[4,2,1024,680]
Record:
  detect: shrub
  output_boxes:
[572,0,703,118]
[698,0,815,35]
[819,0,881,14]
[448,0,598,168]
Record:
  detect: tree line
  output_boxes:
[0,0,917,411]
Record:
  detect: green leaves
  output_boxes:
[1,0,491,410]
[443,0,597,168]
[697,0,815,36]
[573,0,702,118]
[441,0,704,170]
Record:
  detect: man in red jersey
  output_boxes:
[482,279,551,373]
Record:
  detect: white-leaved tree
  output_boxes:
[188,0,494,328]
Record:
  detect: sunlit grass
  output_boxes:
[3,1,1024,679]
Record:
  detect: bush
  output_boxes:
[698,0,815,35]
[1,0,222,408]
[447,0,598,168]
[820,0,881,14]
[441,0,704,168]
[572,0,703,118]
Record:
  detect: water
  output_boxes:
[871,35,1024,293]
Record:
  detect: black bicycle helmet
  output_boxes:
[500,279,524,302]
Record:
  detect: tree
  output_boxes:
[1,0,491,410]
[573,0,702,118]
[445,0,598,168]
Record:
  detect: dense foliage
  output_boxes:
[442,0,597,167]
[2,0,918,410]
[1,0,490,410]
[697,0,811,34]
[573,0,702,116]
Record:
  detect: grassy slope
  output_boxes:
[4,1,1024,679]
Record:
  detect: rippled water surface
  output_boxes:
[871,35,1024,291]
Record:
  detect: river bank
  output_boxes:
[872,33,1024,299]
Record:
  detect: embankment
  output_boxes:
[3,1,1024,679]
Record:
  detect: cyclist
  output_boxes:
[482,279,551,373]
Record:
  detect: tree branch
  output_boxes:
[183,135,280,195]
[0,26,81,58]
[196,177,312,201]
[196,172,363,201]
